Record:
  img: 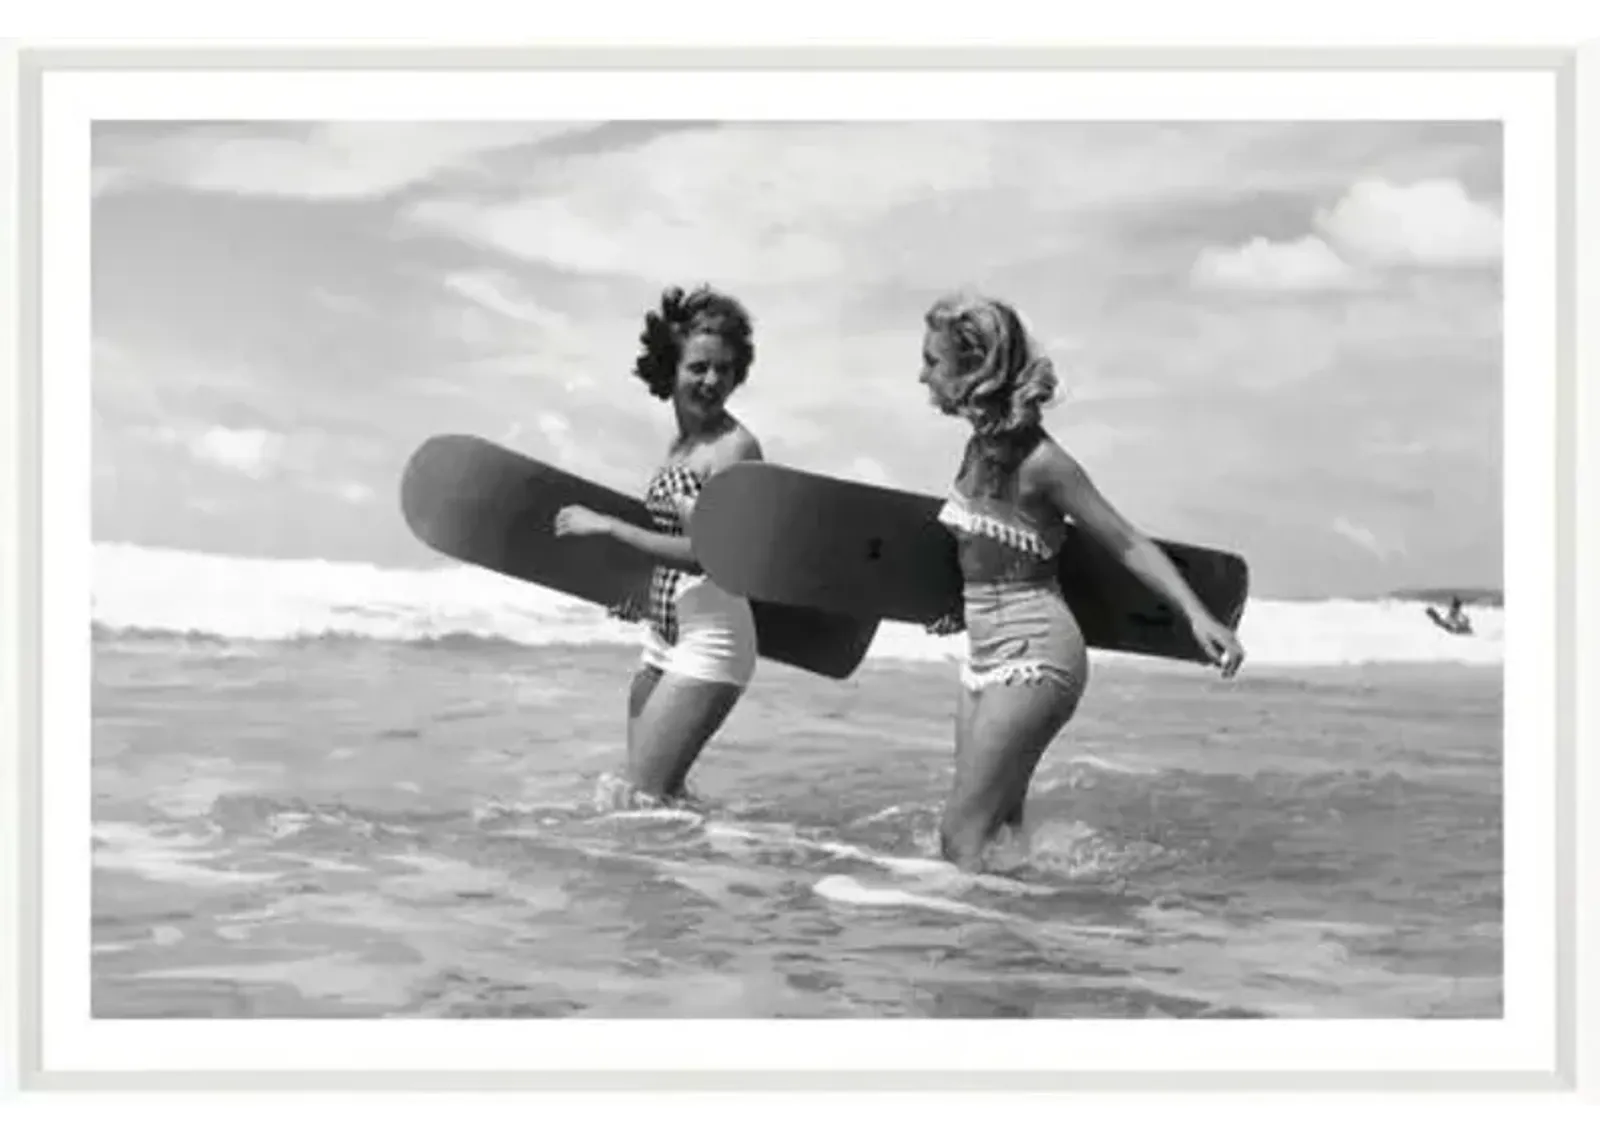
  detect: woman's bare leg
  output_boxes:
[940,680,1081,870]
[626,671,744,798]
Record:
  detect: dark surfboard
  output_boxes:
[691,461,1250,665]
[400,435,880,680]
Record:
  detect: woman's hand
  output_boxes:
[553,506,614,538]
[1188,611,1245,678]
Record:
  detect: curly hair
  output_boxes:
[923,292,1059,439]
[632,285,756,401]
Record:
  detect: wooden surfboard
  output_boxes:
[690,461,1250,665]
[399,435,880,680]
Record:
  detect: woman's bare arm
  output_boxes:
[598,426,763,573]
[599,522,699,571]
[1033,442,1218,633]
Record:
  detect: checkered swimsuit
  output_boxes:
[643,464,705,645]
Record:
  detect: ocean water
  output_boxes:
[91,544,1504,1019]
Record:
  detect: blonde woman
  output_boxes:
[917,293,1245,869]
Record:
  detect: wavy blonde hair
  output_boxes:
[922,293,1059,438]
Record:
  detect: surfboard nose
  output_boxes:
[399,433,507,549]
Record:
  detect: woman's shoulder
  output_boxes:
[714,417,763,465]
[1020,430,1082,482]
[667,418,761,482]
[1015,432,1086,519]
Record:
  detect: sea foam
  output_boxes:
[91,542,1503,667]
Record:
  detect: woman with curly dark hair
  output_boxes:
[553,285,763,803]
[917,292,1245,870]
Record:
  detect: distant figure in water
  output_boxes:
[1427,596,1473,636]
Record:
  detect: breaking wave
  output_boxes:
[90,543,1503,667]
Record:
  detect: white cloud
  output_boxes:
[337,482,375,505]
[396,126,1499,304]
[537,412,572,439]
[1191,235,1365,293]
[519,410,601,472]
[400,122,1305,286]
[407,192,844,285]
[432,269,636,391]
[442,269,575,329]
[1192,178,1501,294]
[95,122,588,201]
[1331,516,1404,562]
[1315,178,1501,268]
[188,427,285,478]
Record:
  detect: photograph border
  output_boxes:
[5,40,1584,1095]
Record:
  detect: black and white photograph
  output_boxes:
[17,49,1577,1093]
[84,112,1511,1022]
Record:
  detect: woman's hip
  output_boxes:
[961,584,1088,694]
[641,574,757,686]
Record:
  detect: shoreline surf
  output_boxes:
[92,541,1506,669]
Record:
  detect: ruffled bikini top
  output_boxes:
[936,436,1068,587]
[938,488,1067,586]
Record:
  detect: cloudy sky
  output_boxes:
[90,119,1503,598]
